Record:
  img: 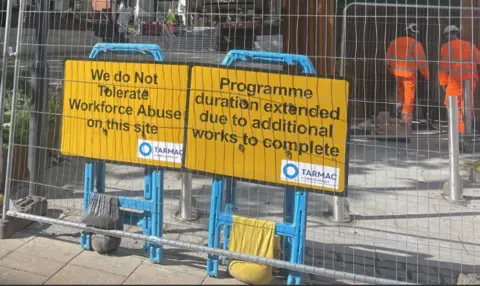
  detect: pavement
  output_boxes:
[0,220,350,285]
[0,229,242,285]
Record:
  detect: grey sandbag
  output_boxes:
[82,193,124,230]
[92,234,121,254]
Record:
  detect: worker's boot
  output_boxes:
[395,103,403,119]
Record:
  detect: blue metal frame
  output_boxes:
[89,43,165,62]
[207,50,315,285]
[207,179,309,285]
[221,50,317,75]
[80,43,165,263]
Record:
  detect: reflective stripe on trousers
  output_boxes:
[396,76,416,122]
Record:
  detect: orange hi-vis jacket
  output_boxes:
[439,39,480,87]
[386,36,430,80]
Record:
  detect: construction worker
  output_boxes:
[386,23,430,123]
[439,25,480,134]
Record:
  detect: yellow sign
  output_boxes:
[184,66,349,193]
[61,60,189,168]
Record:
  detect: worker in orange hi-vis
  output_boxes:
[386,23,430,123]
[439,25,480,134]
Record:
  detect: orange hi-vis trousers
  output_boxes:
[444,80,477,134]
[396,76,416,122]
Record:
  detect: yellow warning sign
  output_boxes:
[61,60,189,168]
[184,66,349,193]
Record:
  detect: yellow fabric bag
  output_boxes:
[228,215,275,285]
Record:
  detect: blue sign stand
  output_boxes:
[207,50,316,285]
[80,43,165,263]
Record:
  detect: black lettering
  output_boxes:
[320,109,329,118]
[264,103,272,112]
[134,124,141,133]
[204,131,214,140]
[330,147,340,157]
[91,69,110,81]
[304,89,313,99]
[237,82,246,92]
[220,77,230,90]
[69,98,81,110]
[192,129,206,138]
[288,87,303,97]
[135,72,158,84]
[195,93,205,104]
[273,103,282,113]
[229,134,238,143]
[330,107,340,120]
[314,144,324,155]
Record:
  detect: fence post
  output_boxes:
[2,0,26,219]
[180,173,192,219]
[28,0,50,196]
[443,95,463,201]
[0,0,14,195]
[175,172,199,221]
[464,79,473,135]
[329,196,350,222]
[179,172,192,219]
[335,11,351,223]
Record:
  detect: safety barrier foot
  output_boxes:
[206,257,219,277]
[149,245,163,263]
[287,272,303,285]
[80,232,92,250]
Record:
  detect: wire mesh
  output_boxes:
[2,0,480,285]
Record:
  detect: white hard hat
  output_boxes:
[406,23,419,34]
[443,25,460,35]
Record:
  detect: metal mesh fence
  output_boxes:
[2,0,480,285]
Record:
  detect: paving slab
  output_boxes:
[0,251,66,277]
[177,234,208,245]
[0,248,10,260]
[123,263,205,285]
[14,236,83,263]
[70,249,144,276]
[45,264,127,285]
[146,256,207,278]
[202,273,246,285]
[203,270,246,285]
[0,265,49,285]
[0,231,35,251]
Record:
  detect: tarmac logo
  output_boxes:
[280,160,340,190]
[138,142,153,157]
[282,163,299,179]
[137,140,183,163]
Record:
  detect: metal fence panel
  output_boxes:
[1,0,480,285]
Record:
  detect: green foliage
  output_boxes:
[464,161,480,172]
[2,82,61,149]
[3,88,30,149]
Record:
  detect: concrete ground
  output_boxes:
[0,225,349,285]
[0,229,242,285]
